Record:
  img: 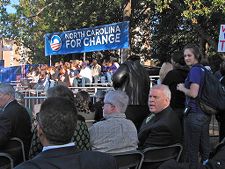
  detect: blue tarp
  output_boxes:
[0,66,21,83]
[0,64,35,83]
[45,21,130,56]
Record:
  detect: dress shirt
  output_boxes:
[89,112,138,153]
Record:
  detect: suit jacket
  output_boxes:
[138,106,182,149]
[15,146,118,169]
[0,100,32,158]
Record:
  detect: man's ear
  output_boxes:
[165,96,170,105]
[37,125,44,139]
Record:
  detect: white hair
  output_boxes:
[151,84,171,100]
[104,90,129,113]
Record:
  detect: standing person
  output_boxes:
[162,51,189,121]
[112,55,150,129]
[216,60,225,142]
[159,61,173,83]
[177,44,211,169]
[0,83,32,159]
[15,97,117,169]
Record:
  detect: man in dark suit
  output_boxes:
[0,83,32,158]
[138,84,182,169]
[15,97,117,169]
[138,84,182,149]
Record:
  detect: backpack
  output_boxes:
[193,65,225,115]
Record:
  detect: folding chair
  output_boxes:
[140,143,183,168]
[110,150,144,169]
[0,152,14,169]
[2,137,26,167]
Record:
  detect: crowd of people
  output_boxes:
[0,44,225,169]
[25,58,119,90]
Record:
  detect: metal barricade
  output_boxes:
[149,75,160,88]
[15,79,219,138]
[22,86,113,111]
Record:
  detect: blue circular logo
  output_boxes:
[50,35,62,51]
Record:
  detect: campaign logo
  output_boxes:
[50,35,62,51]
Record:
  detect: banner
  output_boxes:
[218,24,225,52]
[45,21,130,56]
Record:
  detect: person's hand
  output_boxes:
[177,83,185,92]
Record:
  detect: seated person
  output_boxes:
[15,97,117,169]
[138,85,182,169]
[0,83,32,159]
[138,84,182,149]
[158,138,225,169]
[94,90,106,122]
[74,91,95,126]
[29,85,91,159]
[89,90,138,153]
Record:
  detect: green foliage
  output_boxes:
[2,0,123,63]
[1,0,225,65]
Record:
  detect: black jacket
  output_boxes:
[162,66,189,109]
[112,60,150,105]
[15,146,118,169]
[0,100,32,158]
[138,107,182,149]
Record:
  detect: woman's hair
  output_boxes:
[171,51,185,66]
[46,85,75,103]
[183,44,202,62]
[75,91,93,113]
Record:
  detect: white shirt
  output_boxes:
[42,142,75,152]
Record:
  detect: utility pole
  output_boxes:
[121,0,131,63]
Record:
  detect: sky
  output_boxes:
[6,0,19,14]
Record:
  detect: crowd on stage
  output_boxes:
[0,44,225,169]
[24,58,120,90]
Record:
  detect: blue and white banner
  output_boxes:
[45,21,130,56]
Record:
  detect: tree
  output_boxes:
[2,0,124,64]
[144,0,225,64]
[2,0,225,66]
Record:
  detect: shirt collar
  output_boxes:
[104,112,126,119]
[42,142,75,152]
[2,99,15,111]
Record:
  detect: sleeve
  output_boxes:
[112,64,129,89]
[14,161,40,169]
[189,67,203,85]
[0,114,12,146]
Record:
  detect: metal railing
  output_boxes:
[11,75,219,136]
